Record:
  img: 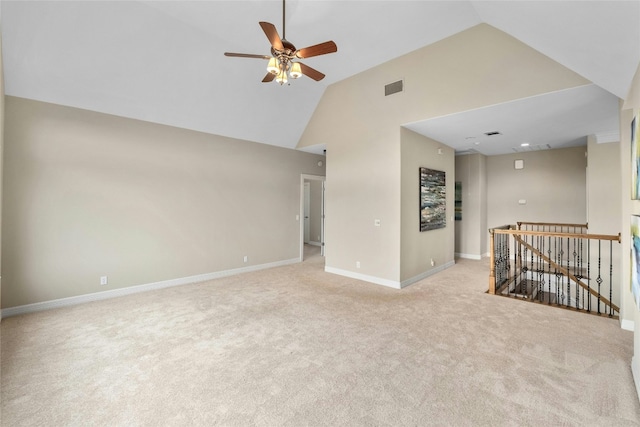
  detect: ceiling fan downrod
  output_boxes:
[282,0,286,41]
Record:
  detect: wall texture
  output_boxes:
[299,23,590,285]
[486,146,587,230]
[2,97,325,308]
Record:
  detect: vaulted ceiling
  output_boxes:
[2,1,639,155]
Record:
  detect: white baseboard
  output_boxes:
[324,267,401,289]
[455,253,482,260]
[325,260,455,290]
[622,319,635,332]
[632,356,640,403]
[401,260,455,288]
[1,258,299,319]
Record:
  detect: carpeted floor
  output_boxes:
[2,246,639,426]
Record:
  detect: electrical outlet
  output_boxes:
[100,276,108,286]
[243,256,248,263]
[430,259,435,267]
[356,261,361,269]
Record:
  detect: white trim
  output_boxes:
[324,267,401,289]
[400,261,455,288]
[299,174,326,263]
[455,252,482,260]
[621,319,635,331]
[325,261,455,290]
[1,258,298,319]
[308,241,322,247]
[632,356,640,403]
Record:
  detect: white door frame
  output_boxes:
[299,174,326,261]
[304,182,311,243]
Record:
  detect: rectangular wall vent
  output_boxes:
[385,80,403,96]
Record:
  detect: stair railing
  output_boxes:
[517,221,588,234]
[489,223,621,318]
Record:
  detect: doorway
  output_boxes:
[300,174,326,262]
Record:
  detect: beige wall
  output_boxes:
[479,155,488,255]
[455,153,487,259]
[299,23,589,284]
[400,128,454,283]
[486,147,587,230]
[2,97,325,308]
[587,136,622,317]
[587,138,621,236]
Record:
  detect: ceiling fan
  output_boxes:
[224,0,337,85]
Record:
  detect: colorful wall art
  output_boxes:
[631,215,640,308]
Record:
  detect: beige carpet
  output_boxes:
[2,246,639,426]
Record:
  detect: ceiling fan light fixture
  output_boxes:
[276,69,288,85]
[224,0,337,85]
[290,62,302,79]
[267,57,279,74]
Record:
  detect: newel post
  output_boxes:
[489,228,496,295]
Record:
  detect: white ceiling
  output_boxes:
[405,84,621,156]
[2,1,639,156]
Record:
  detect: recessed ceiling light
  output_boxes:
[521,142,530,147]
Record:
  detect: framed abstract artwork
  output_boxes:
[632,215,640,308]
[419,167,446,232]
[454,181,462,221]
[632,112,639,199]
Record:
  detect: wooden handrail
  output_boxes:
[491,225,514,230]
[517,221,588,229]
[492,228,621,243]
[512,234,620,313]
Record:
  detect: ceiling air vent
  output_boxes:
[484,131,502,136]
[385,80,403,96]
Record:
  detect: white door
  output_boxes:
[304,182,311,244]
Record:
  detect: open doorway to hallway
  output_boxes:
[300,174,325,262]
